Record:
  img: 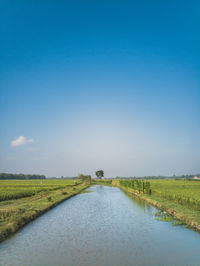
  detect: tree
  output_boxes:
[95,170,104,179]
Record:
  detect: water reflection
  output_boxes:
[126,191,152,216]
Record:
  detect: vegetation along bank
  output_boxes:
[94,179,200,232]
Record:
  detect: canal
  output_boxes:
[0,185,200,266]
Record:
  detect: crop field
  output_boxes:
[149,180,200,211]
[0,179,81,201]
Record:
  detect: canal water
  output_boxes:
[0,185,200,266]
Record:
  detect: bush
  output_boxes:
[47,197,52,202]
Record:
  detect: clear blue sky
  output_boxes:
[0,0,199,177]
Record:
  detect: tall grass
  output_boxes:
[149,180,200,210]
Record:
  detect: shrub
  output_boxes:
[47,197,52,202]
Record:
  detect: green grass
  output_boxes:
[149,180,200,210]
[0,179,81,201]
[0,179,88,242]
[154,211,175,222]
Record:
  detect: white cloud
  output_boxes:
[11,136,34,147]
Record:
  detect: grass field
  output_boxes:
[0,179,88,242]
[0,179,81,201]
[149,180,200,211]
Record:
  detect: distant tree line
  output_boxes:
[0,173,46,180]
[61,176,77,179]
[115,174,200,180]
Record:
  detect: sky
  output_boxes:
[0,0,199,177]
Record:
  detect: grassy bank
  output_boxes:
[0,180,89,242]
[97,179,200,232]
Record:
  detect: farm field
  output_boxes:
[0,179,88,242]
[0,179,81,201]
[149,180,200,210]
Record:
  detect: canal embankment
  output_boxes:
[0,182,89,242]
[111,180,200,233]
